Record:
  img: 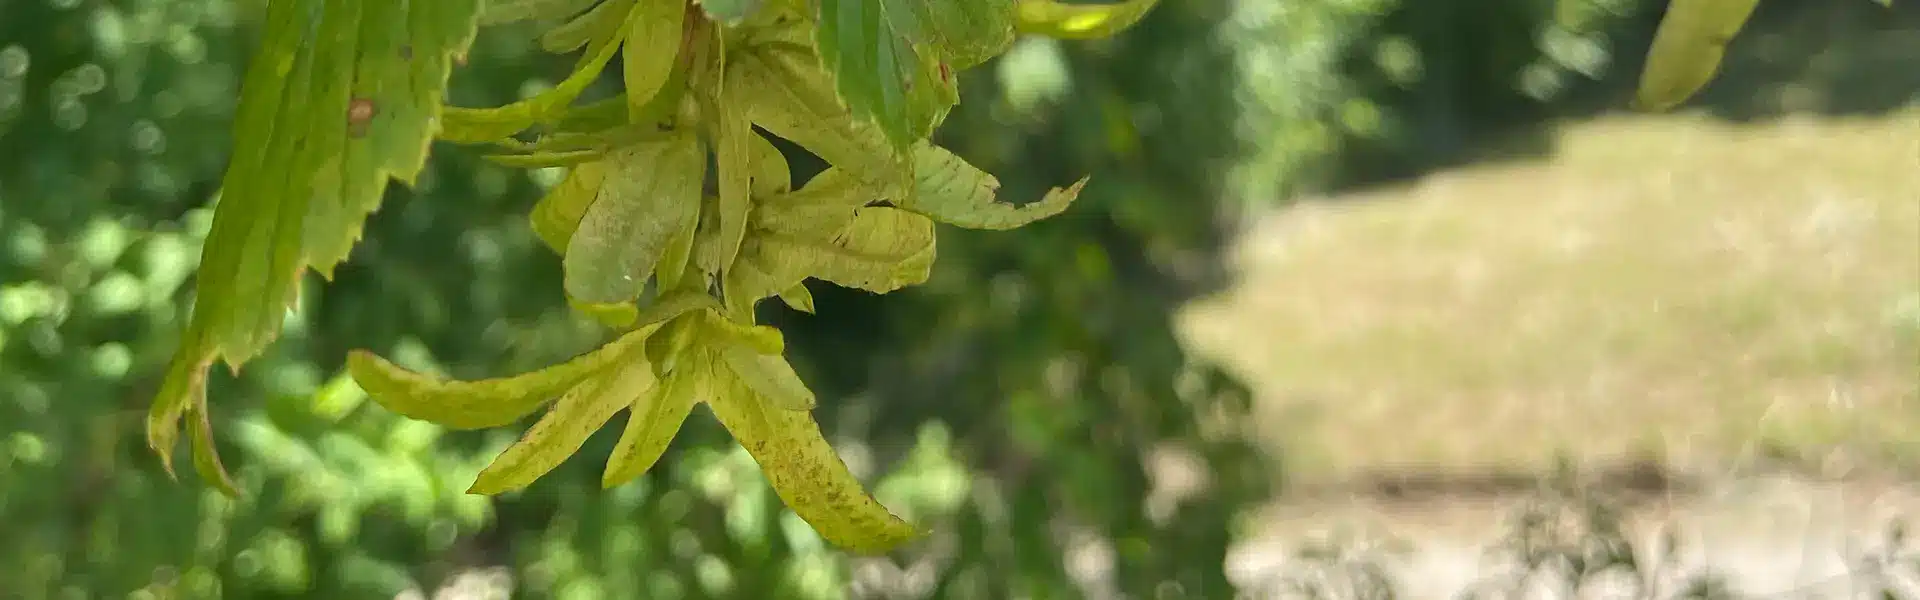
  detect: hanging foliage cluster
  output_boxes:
[144,0,1156,554]
[142,0,1861,556]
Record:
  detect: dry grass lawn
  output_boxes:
[1179,111,1920,483]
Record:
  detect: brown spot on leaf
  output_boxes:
[348,98,376,137]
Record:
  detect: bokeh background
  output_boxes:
[0,0,1914,598]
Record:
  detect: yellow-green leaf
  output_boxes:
[633,289,723,329]
[777,282,815,313]
[564,130,705,305]
[568,295,641,328]
[655,202,702,290]
[541,0,636,54]
[720,345,815,411]
[728,205,934,305]
[705,367,919,554]
[902,144,1087,230]
[887,0,1017,69]
[483,148,606,169]
[1014,0,1160,40]
[530,160,608,253]
[469,356,658,494]
[696,310,786,355]
[149,0,482,487]
[749,132,793,196]
[443,8,627,143]
[346,325,653,429]
[713,86,757,276]
[601,358,704,487]
[1633,0,1761,111]
[729,43,906,191]
[623,0,687,121]
[754,167,872,237]
[479,0,600,26]
[815,207,936,292]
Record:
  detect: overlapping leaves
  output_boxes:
[157,0,1146,555]
[147,0,483,493]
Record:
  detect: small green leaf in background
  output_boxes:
[1633,0,1762,111]
[148,0,482,492]
[1014,0,1161,40]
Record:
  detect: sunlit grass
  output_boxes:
[1181,110,1920,482]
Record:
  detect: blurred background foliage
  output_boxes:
[0,0,1908,598]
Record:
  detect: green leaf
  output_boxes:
[705,365,919,554]
[902,144,1087,230]
[814,0,956,150]
[148,0,482,487]
[479,0,600,26]
[346,325,654,429]
[720,344,816,411]
[730,32,906,186]
[814,0,911,148]
[443,6,627,143]
[563,130,706,305]
[529,161,608,253]
[1633,0,1761,111]
[1014,0,1160,40]
[601,357,704,487]
[469,355,658,494]
[624,0,687,121]
[887,0,1016,69]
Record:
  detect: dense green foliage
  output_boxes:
[3,0,1902,597]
